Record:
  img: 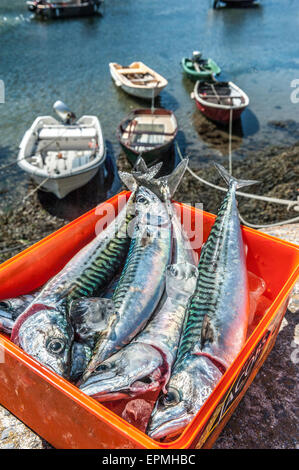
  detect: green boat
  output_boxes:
[181,52,221,82]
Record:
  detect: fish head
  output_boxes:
[79,342,165,401]
[11,304,74,379]
[166,263,197,300]
[147,354,223,440]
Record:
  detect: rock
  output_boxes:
[1,443,15,449]
[1,428,12,440]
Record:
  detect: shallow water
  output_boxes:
[0,0,298,205]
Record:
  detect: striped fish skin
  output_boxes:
[37,196,136,305]
[147,165,255,440]
[79,187,173,385]
[79,206,198,400]
[10,195,136,379]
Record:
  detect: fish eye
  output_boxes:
[138,376,152,384]
[162,388,181,406]
[46,338,66,355]
[136,195,147,204]
[95,362,112,373]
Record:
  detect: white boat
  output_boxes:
[18,101,106,199]
[109,61,168,100]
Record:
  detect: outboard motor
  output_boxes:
[192,50,202,63]
[53,100,76,124]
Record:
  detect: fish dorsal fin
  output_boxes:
[214,163,259,190]
[70,298,115,344]
[200,314,214,349]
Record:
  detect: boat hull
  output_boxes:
[120,139,175,167]
[109,62,167,101]
[181,58,221,82]
[214,0,256,7]
[117,83,164,100]
[27,1,102,19]
[117,108,178,167]
[194,99,245,123]
[18,114,106,199]
[28,165,100,199]
[192,81,249,124]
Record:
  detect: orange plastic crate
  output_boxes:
[0,191,298,449]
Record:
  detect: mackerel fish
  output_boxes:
[147,163,258,440]
[79,186,173,384]
[79,159,189,385]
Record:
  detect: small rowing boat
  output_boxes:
[191,80,249,124]
[26,0,103,20]
[117,108,178,166]
[18,101,106,199]
[181,51,221,82]
[109,62,168,100]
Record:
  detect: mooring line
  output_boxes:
[175,141,299,228]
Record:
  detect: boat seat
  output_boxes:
[118,68,148,75]
[38,126,97,140]
[130,77,158,84]
[44,150,94,175]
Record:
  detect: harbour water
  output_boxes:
[0,0,298,205]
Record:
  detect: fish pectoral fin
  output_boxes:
[70,298,116,334]
[98,310,118,341]
[200,314,214,349]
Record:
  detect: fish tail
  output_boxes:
[214,163,259,190]
[156,158,189,199]
[121,157,189,201]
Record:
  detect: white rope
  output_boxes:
[0,155,30,172]
[22,176,51,204]
[175,141,299,228]
[228,108,233,175]
[239,213,299,229]
[151,85,155,114]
